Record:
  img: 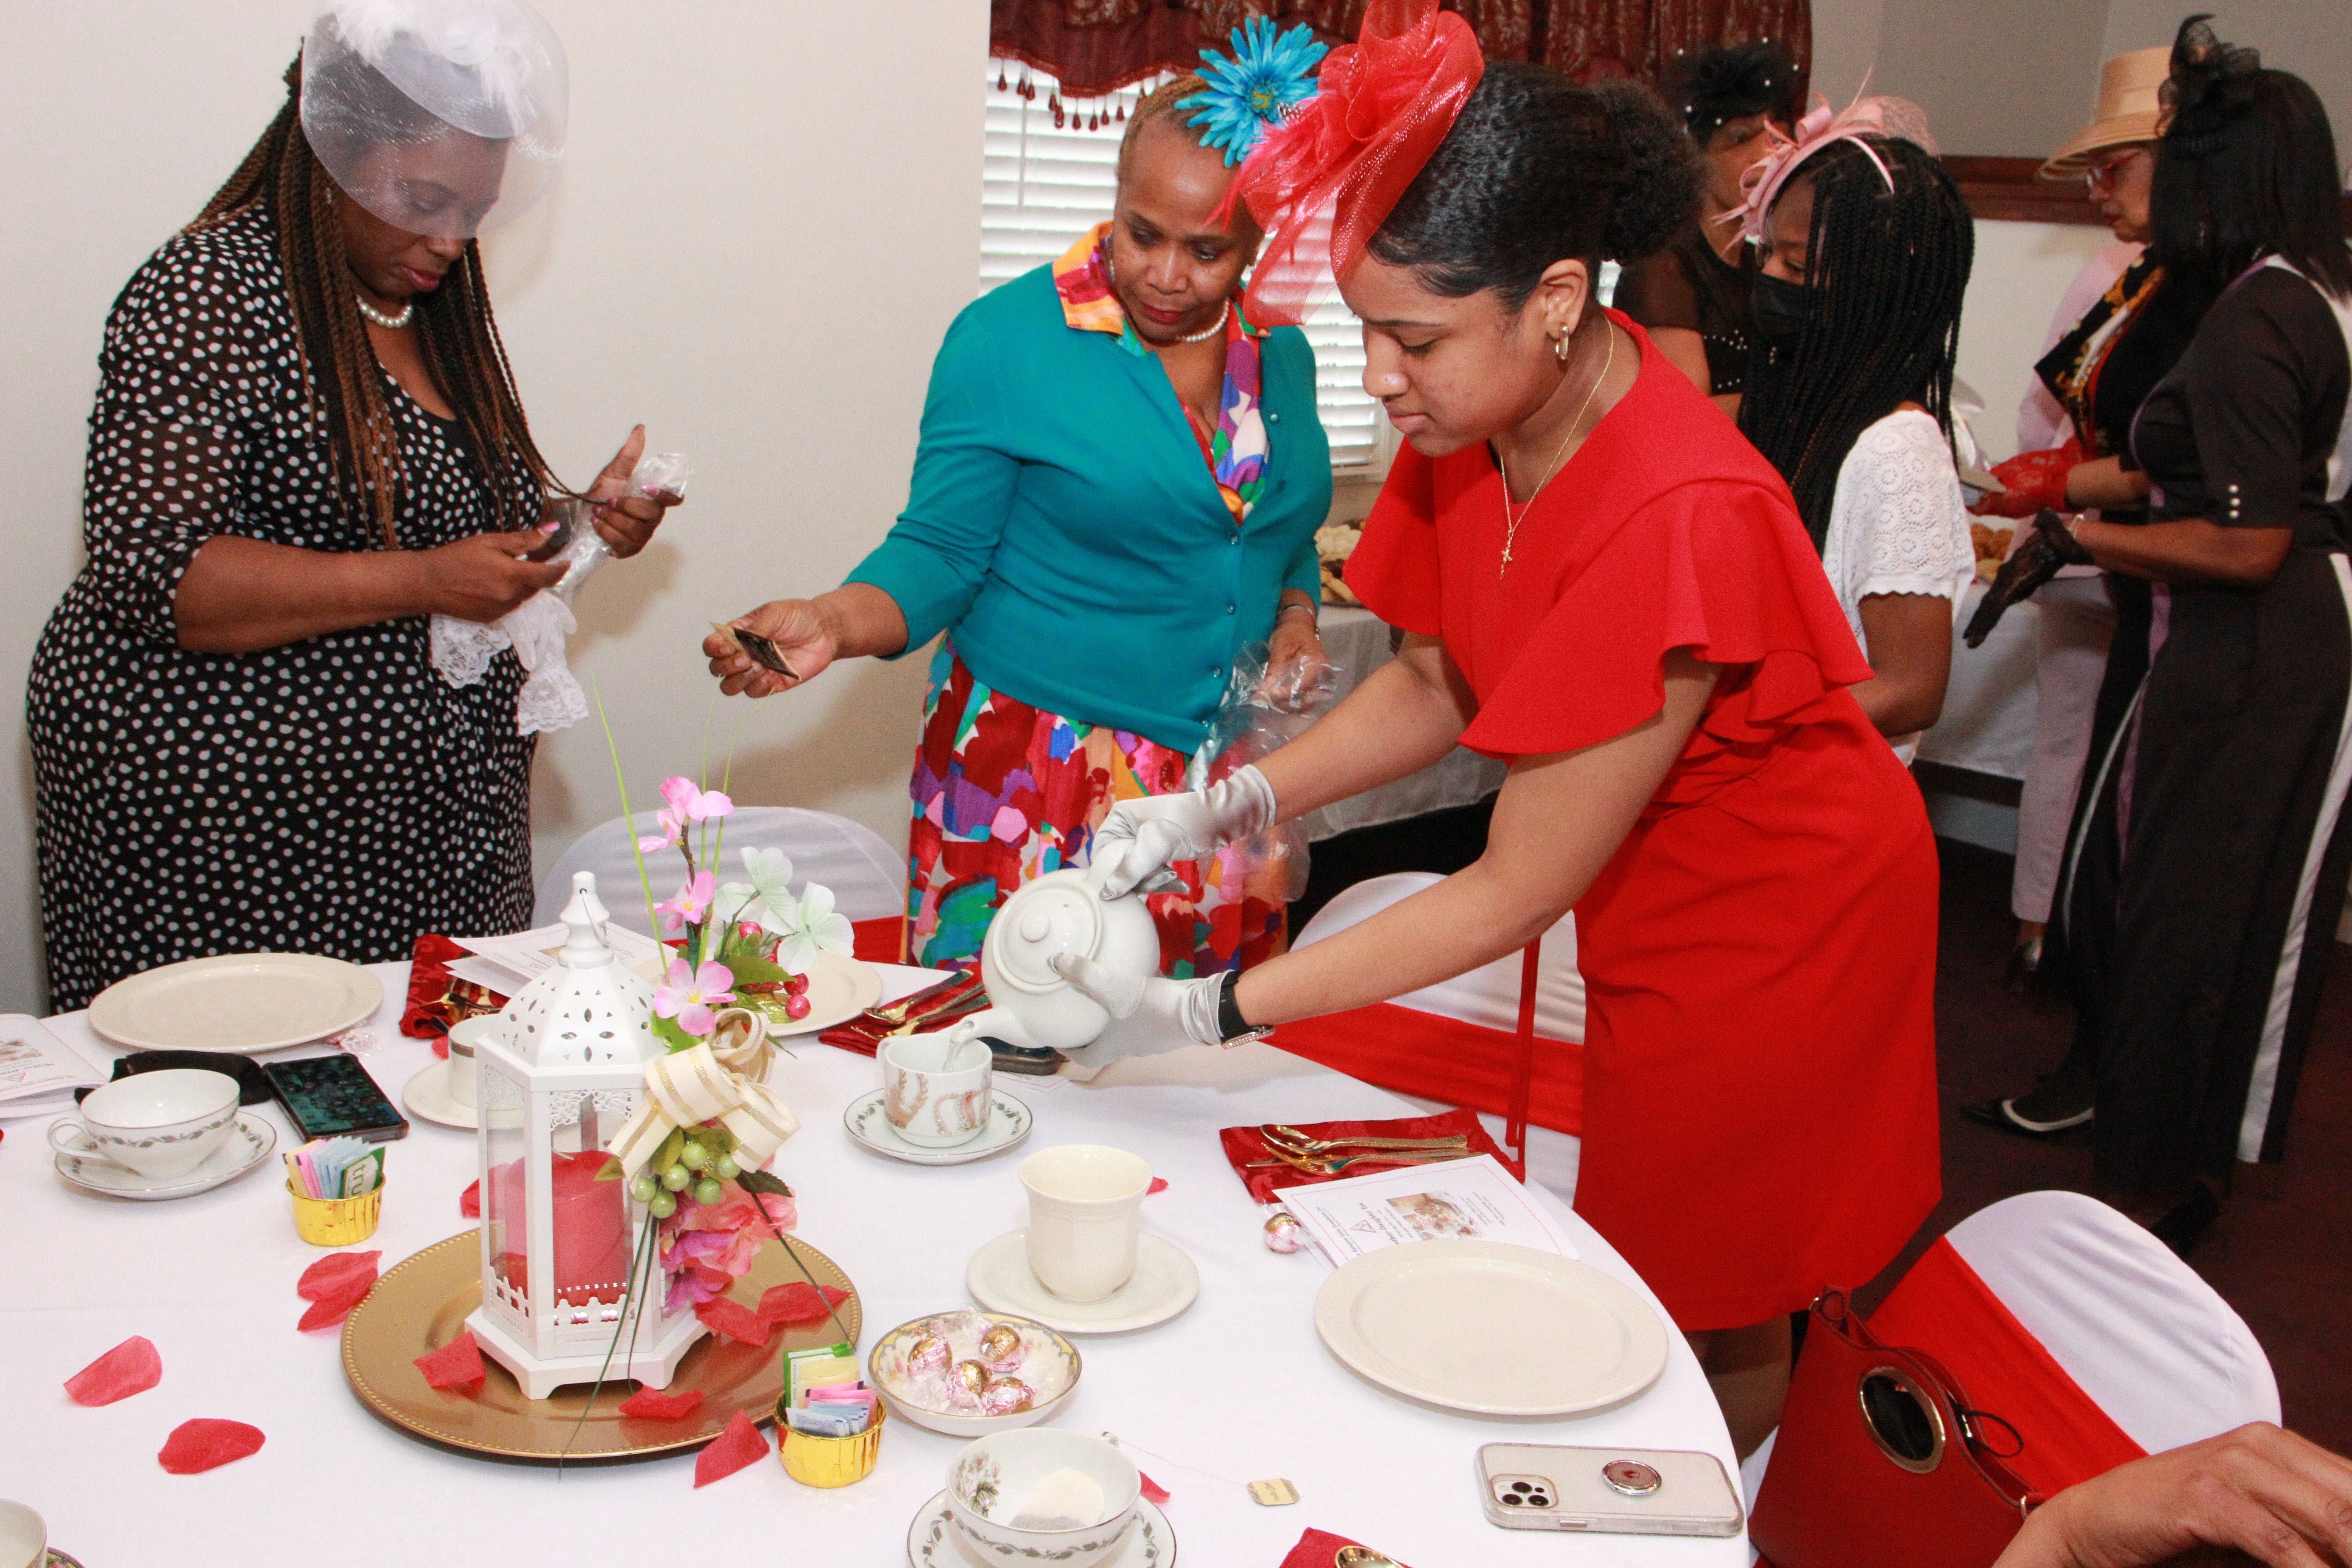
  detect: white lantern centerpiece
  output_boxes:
[468,871,706,1399]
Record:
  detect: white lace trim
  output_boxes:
[1820,409,1977,651]
[429,592,588,736]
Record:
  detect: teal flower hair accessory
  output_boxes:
[1178,18,1328,167]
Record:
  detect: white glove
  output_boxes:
[1049,953,1225,1062]
[1093,765,1278,900]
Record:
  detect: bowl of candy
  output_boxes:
[868,1310,1081,1437]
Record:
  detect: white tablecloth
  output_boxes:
[3,962,1742,1567]
[1303,607,1508,841]
[1916,584,2040,781]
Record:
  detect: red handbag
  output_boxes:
[1750,1291,2042,1568]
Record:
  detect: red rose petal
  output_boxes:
[297,1250,381,1300]
[1140,1470,1172,1505]
[754,1282,851,1324]
[1147,1177,1169,1195]
[692,1411,768,1488]
[618,1386,706,1421]
[695,1296,772,1348]
[460,1179,480,1218]
[64,1336,162,1406]
[157,1418,265,1474]
[413,1330,487,1389]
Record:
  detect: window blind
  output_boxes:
[981,64,1391,470]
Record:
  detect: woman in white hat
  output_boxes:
[25,1,679,1008]
[1964,44,2216,1024]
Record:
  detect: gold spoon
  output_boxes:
[1245,1147,1472,1176]
[1334,1548,1399,1568]
[1262,1125,1472,1156]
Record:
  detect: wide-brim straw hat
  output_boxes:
[2039,46,2169,181]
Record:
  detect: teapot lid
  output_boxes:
[988,877,1105,994]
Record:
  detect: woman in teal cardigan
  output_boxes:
[707,75,1331,973]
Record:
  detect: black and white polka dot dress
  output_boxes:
[28,208,539,1012]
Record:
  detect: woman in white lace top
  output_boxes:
[1737,111,1977,758]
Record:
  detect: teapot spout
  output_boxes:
[946,1007,1048,1054]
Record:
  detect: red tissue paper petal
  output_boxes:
[1147,1177,1169,1195]
[618,1387,706,1421]
[413,1330,487,1389]
[1140,1470,1172,1505]
[755,1282,851,1324]
[157,1418,265,1475]
[294,1251,382,1331]
[693,1411,769,1488]
[64,1336,162,1406]
[696,1296,772,1348]
[460,1179,480,1218]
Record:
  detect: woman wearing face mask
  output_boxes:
[25,1,678,1011]
[707,34,1333,976]
[1735,104,1979,760]
[1612,40,1799,417]
[1041,2,1941,1456]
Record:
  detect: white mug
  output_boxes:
[881,1033,993,1148]
[1022,1144,1152,1302]
[0,1500,45,1568]
[446,1014,496,1110]
[47,1068,241,1180]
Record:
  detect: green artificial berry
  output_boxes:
[694,1178,724,1207]
[647,1191,677,1220]
[661,1164,691,1192]
[713,1155,740,1180]
[680,1140,710,1171]
[628,1174,658,1204]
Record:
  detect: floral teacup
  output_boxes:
[48,1068,241,1180]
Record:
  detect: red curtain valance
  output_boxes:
[990,0,1809,102]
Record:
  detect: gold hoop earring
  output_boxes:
[1553,330,1573,363]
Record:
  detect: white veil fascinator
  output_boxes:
[300,0,568,238]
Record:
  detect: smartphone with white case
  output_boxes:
[1476,1444,1745,1537]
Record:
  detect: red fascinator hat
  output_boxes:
[1220,0,1484,327]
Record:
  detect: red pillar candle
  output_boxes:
[492,1149,634,1300]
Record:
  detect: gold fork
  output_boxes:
[1246,1147,1473,1176]
[1261,1124,1472,1156]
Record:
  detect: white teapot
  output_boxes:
[949,844,1160,1054]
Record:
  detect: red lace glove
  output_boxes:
[1972,439,2082,518]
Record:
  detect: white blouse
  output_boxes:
[1820,408,1977,760]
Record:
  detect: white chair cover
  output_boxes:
[1292,872,1588,1204]
[535,807,906,936]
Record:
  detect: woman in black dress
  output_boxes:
[1612,41,1798,417]
[27,4,676,1010]
[1987,18,2352,1250]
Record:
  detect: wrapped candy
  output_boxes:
[1264,1211,1305,1254]
[979,1377,1036,1416]
[952,1359,992,1399]
[907,1334,951,1375]
[977,1322,1027,1373]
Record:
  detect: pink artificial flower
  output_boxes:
[654,871,718,935]
[636,808,686,854]
[651,956,735,1037]
[660,776,735,824]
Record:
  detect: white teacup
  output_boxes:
[948,1428,1141,1568]
[881,1032,993,1148]
[0,1500,45,1568]
[1022,1144,1152,1302]
[47,1067,241,1180]
[446,1014,497,1110]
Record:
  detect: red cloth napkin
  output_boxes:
[693,1410,769,1487]
[158,1418,266,1475]
[816,969,986,1057]
[1280,1529,1411,1568]
[1219,1108,1505,1204]
[401,933,508,1054]
[295,1250,381,1332]
[414,1330,487,1389]
[696,1297,772,1348]
[851,916,905,965]
[756,1282,850,1325]
[619,1386,706,1421]
[65,1336,162,1406]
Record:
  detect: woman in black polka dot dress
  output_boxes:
[27,26,675,1011]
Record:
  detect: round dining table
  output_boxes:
[1,960,1747,1566]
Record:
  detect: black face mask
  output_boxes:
[1750,270,1820,346]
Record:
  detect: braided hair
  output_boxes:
[190,57,561,549]
[1738,137,1973,548]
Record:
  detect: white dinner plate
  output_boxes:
[1313,1239,1669,1416]
[843,1087,1032,1166]
[766,951,884,1037]
[53,1110,279,1201]
[907,1490,1175,1566]
[88,953,383,1055]
[967,1230,1199,1335]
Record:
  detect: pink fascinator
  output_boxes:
[1733,90,1936,245]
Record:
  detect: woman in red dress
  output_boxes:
[1050,2,1941,1454]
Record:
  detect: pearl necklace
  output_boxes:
[1497,321,1616,575]
[357,297,415,330]
[1172,299,1231,343]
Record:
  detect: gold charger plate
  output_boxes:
[342,1229,862,1463]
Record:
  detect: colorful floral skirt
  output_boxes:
[907,644,1287,977]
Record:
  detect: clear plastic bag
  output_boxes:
[1187,641,1345,904]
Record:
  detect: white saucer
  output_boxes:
[54,1110,279,1200]
[844,1088,1032,1166]
[967,1230,1199,1335]
[402,1058,476,1130]
[908,1490,1175,1567]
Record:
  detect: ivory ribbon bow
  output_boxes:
[608,1008,800,1177]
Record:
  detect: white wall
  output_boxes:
[0,2,985,1011]
[1955,220,2118,462]
[2102,0,2352,134]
